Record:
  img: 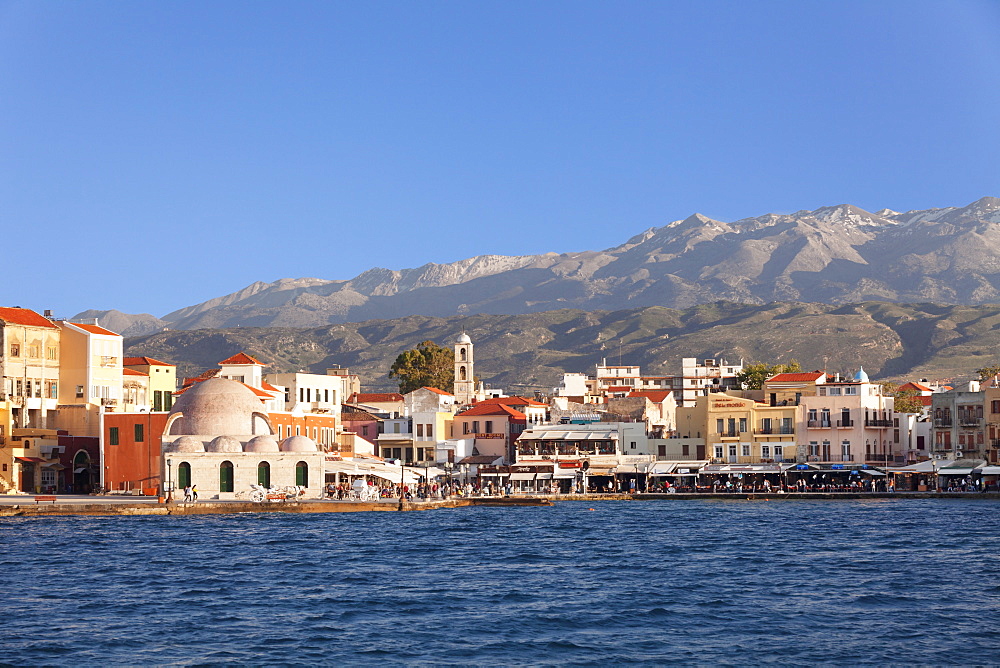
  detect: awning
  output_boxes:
[536,473,553,480]
[479,472,509,477]
[978,466,1000,476]
[73,467,88,474]
[42,462,66,470]
[509,472,536,481]
[861,470,886,476]
[15,456,46,463]
[647,462,677,475]
[702,464,783,474]
[937,468,978,476]
[553,473,576,479]
[586,467,615,476]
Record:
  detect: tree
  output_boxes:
[976,365,1000,382]
[388,341,454,394]
[735,360,802,390]
[879,381,926,414]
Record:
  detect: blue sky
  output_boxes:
[2,0,999,318]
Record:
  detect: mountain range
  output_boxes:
[79,197,1000,336]
[124,301,1000,393]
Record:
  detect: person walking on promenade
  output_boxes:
[183,485,192,503]
[191,485,198,502]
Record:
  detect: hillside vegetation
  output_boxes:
[124,301,1000,392]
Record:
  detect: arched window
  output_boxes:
[460,348,467,362]
[295,461,309,487]
[459,366,467,381]
[220,461,234,492]
[178,462,191,489]
[257,461,270,487]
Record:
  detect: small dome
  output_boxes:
[281,435,318,452]
[854,366,869,382]
[456,332,472,344]
[166,436,205,453]
[245,435,280,453]
[207,435,244,453]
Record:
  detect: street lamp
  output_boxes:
[165,457,173,503]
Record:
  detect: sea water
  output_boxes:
[2,499,999,665]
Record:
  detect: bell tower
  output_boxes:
[454,332,474,405]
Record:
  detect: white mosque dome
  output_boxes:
[245,435,280,453]
[167,378,270,436]
[206,435,244,453]
[165,436,205,453]
[280,435,318,452]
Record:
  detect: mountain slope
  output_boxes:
[124,301,1000,392]
[82,197,1000,333]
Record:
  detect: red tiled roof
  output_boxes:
[123,356,174,367]
[70,322,120,336]
[476,396,546,407]
[767,372,825,382]
[899,381,933,393]
[220,352,262,365]
[0,307,58,329]
[260,380,281,392]
[459,403,525,418]
[606,386,633,392]
[349,393,404,403]
[173,377,272,401]
[123,368,147,376]
[419,386,454,396]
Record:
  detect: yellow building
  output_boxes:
[677,392,801,464]
[0,428,63,494]
[0,307,61,435]
[124,356,177,411]
[54,321,124,438]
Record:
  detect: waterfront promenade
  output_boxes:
[2,490,998,517]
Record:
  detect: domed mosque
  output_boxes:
[161,378,323,500]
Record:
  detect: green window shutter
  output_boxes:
[153,392,162,412]
[258,462,270,487]
[134,423,144,442]
[109,427,119,446]
[295,462,308,487]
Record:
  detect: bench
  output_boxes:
[266,493,286,502]
[34,495,57,504]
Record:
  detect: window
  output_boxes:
[28,345,39,358]
[829,387,841,396]
[49,382,57,399]
[472,421,480,434]
[109,427,119,445]
[485,421,493,434]
[295,461,308,487]
[9,343,19,357]
[153,391,162,412]
[277,425,283,439]
[844,386,858,395]
[992,400,1000,414]
[741,444,750,456]
[258,462,270,487]
[134,424,144,442]
[362,425,369,437]
[739,418,747,433]
[809,441,819,456]
[220,461,234,492]
[177,462,191,489]
[682,444,690,456]
[716,419,724,434]
[416,424,424,437]
[463,422,469,435]
[728,445,737,457]
[714,446,723,459]
[841,441,851,457]
[762,445,771,458]
[46,346,57,360]
[25,381,31,398]
[426,424,433,438]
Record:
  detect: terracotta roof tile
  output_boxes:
[627,390,672,402]
[477,396,546,407]
[460,403,525,418]
[899,381,933,393]
[122,368,147,376]
[0,307,58,329]
[123,356,174,367]
[767,372,825,382]
[219,352,262,365]
[260,380,281,392]
[419,386,454,396]
[70,322,120,336]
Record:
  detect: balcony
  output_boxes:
[865,419,892,428]
[933,418,953,427]
[718,430,740,438]
[756,427,795,435]
[836,419,854,428]
[100,398,118,406]
[958,418,982,427]
[807,420,832,429]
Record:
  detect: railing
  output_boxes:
[865,419,892,427]
[100,398,118,406]
[756,427,795,435]
[718,430,739,438]
[836,419,854,428]
[933,419,953,427]
[806,420,832,428]
[806,454,854,462]
[958,418,982,427]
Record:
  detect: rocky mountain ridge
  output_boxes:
[81,197,1000,335]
